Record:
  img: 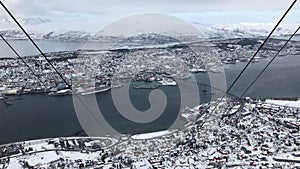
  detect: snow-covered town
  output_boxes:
[1,0,300,168]
[0,35,299,97]
[0,98,300,168]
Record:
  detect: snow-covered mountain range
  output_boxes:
[0,16,299,41]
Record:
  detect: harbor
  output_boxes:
[0,36,299,99]
[0,37,300,145]
[1,98,300,168]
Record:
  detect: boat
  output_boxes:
[223,59,237,64]
[80,85,111,96]
[239,58,250,62]
[190,68,207,73]
[48,89,72,96]
[158,78,177,86]
[0,89,20,95]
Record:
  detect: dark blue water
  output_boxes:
[0,40,300,145]
[223,54,300,98]
[0,84,211,145]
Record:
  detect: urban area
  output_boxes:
[0,98,300,168]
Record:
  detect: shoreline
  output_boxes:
[2,96,300,146]
[1,98,300,169]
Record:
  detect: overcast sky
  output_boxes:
[0,0,299,31]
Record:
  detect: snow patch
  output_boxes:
[265,99,300,108]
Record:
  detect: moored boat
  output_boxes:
[80,85,111,96]
[48,89,72,96]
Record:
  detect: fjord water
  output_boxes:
[0,40,300,144]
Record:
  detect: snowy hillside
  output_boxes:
[0,15,299,41]
[194,22,299,39]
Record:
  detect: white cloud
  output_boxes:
[0,0,298,32]
[1,0,299,17]
[0,0,48,17]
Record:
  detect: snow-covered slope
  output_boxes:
[0,15,93,41]
[194,22,299,39]
[0,16,298,41]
